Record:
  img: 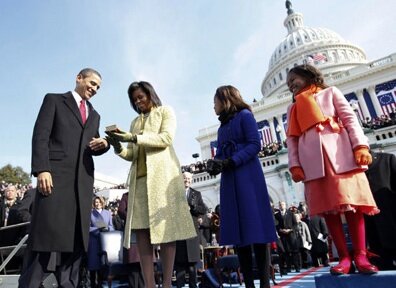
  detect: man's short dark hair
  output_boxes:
[78,68,102,80]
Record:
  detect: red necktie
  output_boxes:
[79,100,87,124]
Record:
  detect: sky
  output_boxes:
[1,0,395,184]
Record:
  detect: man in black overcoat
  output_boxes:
[19,68,109,287]
[174,172,208,288]
[308,215,329,267]
[365,151,396,270]
[274,201,298,274]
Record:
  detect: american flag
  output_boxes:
[311,53,327,63]
[257,120,273,146]
[378,92,396,115]
[210,141,217,158]
[262,128,273,146]
[257,120,267,130]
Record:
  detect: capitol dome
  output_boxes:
[261,1,368,98]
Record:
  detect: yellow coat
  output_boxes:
[118,106,196,246]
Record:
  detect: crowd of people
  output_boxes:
[93,184,127,193]
[273,201,330,274]
[0,183,36,274]
[181,161,208,174]
[0,182,34,240]
[258,141,284,158]
[0,182,33,202]
[362,113,396,130]
[181,141,285,175]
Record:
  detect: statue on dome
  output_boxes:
[286,0,294,15]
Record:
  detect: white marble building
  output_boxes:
[193,1,396,209]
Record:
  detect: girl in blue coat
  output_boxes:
[207,85,277,288]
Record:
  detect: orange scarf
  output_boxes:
[287,85,325,137]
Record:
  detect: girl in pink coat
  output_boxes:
[286,64,379,275]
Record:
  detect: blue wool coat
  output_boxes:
[87,208,114,270]
[215,109,277,247]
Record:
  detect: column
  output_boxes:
[276,115,287,142]
[355,89,371,119]
[280,170,296,205]
[367,85,383,117]
[268,117,276,143]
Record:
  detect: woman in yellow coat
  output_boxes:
[106,81,196,288]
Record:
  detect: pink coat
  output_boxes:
[286,86,369,182]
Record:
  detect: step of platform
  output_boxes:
[0,275,19,288]
[315,271,396,288]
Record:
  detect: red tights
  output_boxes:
[324,211,375,271]
[324,211,366,257]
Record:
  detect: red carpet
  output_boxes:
[274,267,322,286]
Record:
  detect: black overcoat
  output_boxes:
[30,92,108,252]
[175,188,207,263]
[274,209,298,252]
[308,215,329,254]
[365,152,396,252]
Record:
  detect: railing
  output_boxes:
[260,154,281,168]
[369,55,394,68]
[328,53,395,83]
[192,174,219,184]
[366,125,396,145]
[0,222,30,275]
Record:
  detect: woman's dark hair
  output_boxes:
[288,64,328,89]
[127,81,162,113]
[214,85,252,113]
